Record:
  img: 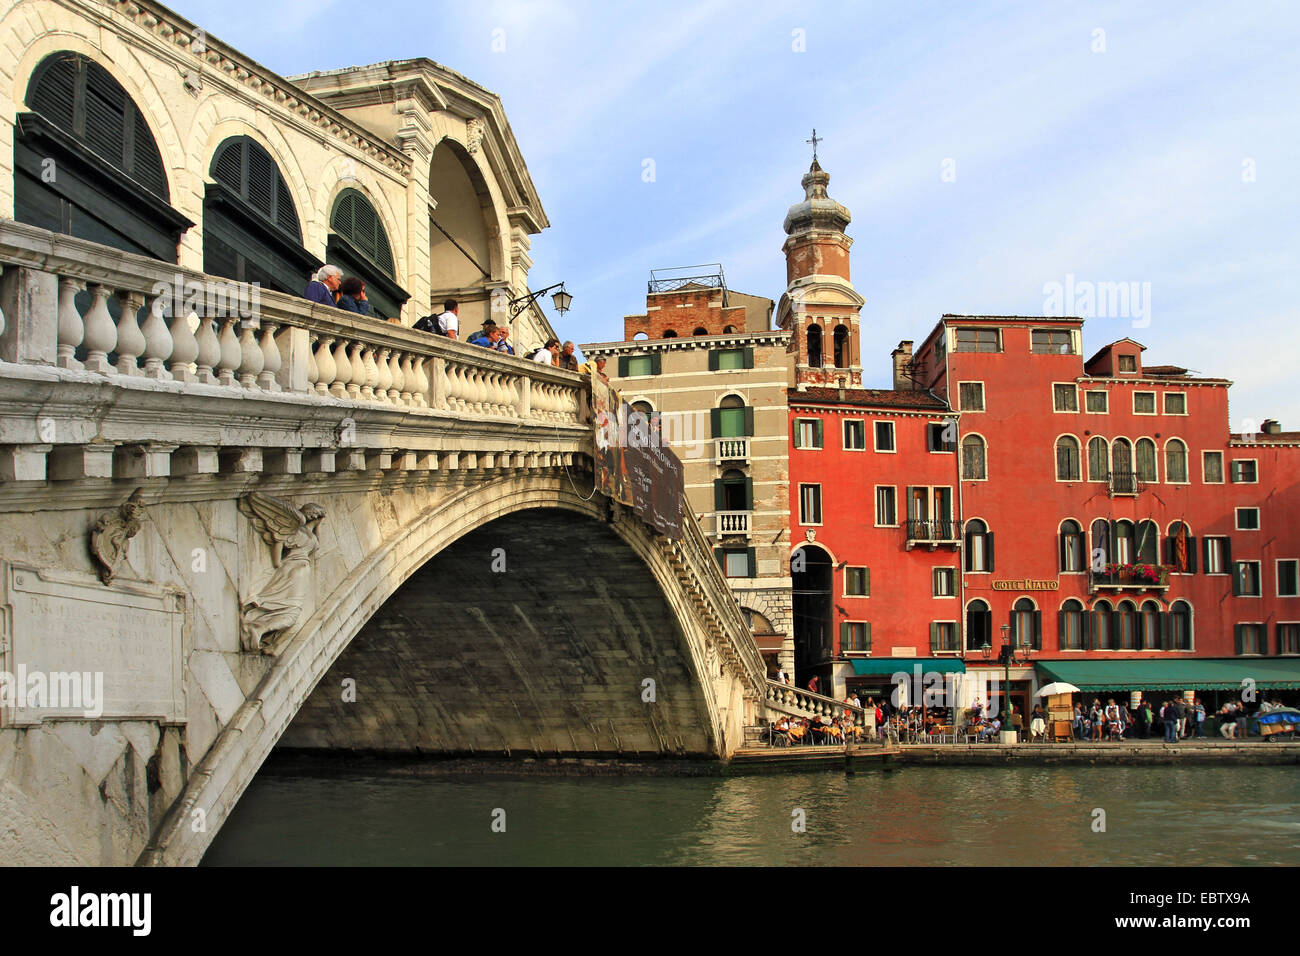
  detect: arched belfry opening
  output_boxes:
[428,140,500,329]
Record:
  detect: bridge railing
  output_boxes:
[0,220,582,425]
[764,680,870,727]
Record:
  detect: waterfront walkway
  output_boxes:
[896,738,1300,765]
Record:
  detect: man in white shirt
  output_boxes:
[531,338,560,364]
[437,299,460,339]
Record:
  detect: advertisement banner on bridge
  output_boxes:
[591,376,683,540]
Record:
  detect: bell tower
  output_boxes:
[777,137,865,390]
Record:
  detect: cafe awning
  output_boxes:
[1035,658,1300,692]
[850,658,967,676]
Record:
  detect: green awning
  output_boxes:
[1035,658,1300,692]
[851,658,967,676]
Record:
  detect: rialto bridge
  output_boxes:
[0,221,767,865]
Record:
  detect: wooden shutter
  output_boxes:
[1232,563,1243,596]
[1186,537,1197,573]
[1032,610,1042,650]
[746,547,756,578]
[711,408,722,439]
[744,407,755,437]
[743,478,754,511]
[863,622,872,652]
[1234,624,1244,656]
[618,356,630,377]
[649,353,662,375]
[713,479,725,511]
[986,532,995,573]
[930,622,940,653]
[954,619,963,650]
[713,547,724,570]
[840,621,850,652]
[743,347,755,369]
[863,568,871,597]
[1059,530,1068,572]
[1083,610,1095,650]
[1158,612,1170,650]
[1223,537,1232,569]
[964,526,975,570]
[708,350,720,371]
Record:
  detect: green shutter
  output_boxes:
[1082,610,1093,650]
[743,478,754,511]
[1234,624,1244,656]
[708,350,720,371]
[713,479,724,511]
[743,406,755,437]
[711,408,722,439]
[1158,611,1170,650]
[863,622,872,651]
[954,619,962,650]
[840,621,850,651]
[863,568,871,597]
[1186,537,1197,574]
[1057,610,1066,649]
[812,418,822,446]
[1223,537,1232,568]
[746,547,756,578]
[713,547,723,570]
[792,419,802,448]
[1232,563,1243,596]
[1033,610,1042,650]
[649,352,662,375]
[743,347,754,369]
[986,532,995,573]
[618,356,629,377]
[930,622,939,653]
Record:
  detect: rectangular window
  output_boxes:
[794,418,823,449]
[1235,561,1262,597]
[624,355,653,377]
[933,568,956,597]
[875,486,897,526]
[723,550,752,578]
[1205,536,1228,574]
[958,382,985,412]
[1278,560,1299,598]
[1164,393,1187,415]
[843,419,865,451]
[927,421,956,452]
[934,332,946,364]
[799,484,822,525]
[845,567,870,596]
[1279,623,1300,655]
[874,421,896,452]
[714,348,745,370]
[1118,354,1137,373]
[1236,507,1260,531]
[1085,390,1108,413]
[1231,460,1258,483]
[1032,329,1075,354]
[933,622,958,651]
[1133,392,1156,414]
[842,622,870,652]
[1239,624,1264,655]
[1203,451,1224,483]
[954,328,1000,352]
[1053,384,1078,412]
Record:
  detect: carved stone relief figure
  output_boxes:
[237,492,326,655]
[90,489,146,585]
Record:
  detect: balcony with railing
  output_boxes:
[904,518,963,550]
[715,511,751,538]
[714,437,749,463]
[1088,564,1171,593]
[1107,469,1146,497]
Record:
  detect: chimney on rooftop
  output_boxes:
[1262,419,1282,435]
[892,341,914,391]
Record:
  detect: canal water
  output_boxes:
[203,761,1300,866]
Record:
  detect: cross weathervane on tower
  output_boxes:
[806,128,822,163]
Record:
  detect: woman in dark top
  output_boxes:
[336,276,371,316]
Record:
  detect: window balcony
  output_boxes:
[715,510,751,539]
[714,437,749,464]
[905,518,963,550]
[1107,469,1146,497]
[1088,564,1170,593]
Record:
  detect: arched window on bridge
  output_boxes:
[204,135,319,295]
[16,51,191,260]
[328,187,410,321]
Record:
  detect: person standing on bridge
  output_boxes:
[806,674,819,695]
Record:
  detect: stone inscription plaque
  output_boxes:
[1,564,186,726]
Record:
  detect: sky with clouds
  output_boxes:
[169,0,1299,428]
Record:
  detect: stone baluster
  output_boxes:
[329,338,352,398]
[237,321,264,388]
[346,343,364,399]
[444,362,463,411]
[216,317,242,386]
[516,375,530,418]
[114,291,147,376]
[410,356,429,407]
[56,277,85,370]
[194,314,221,383]
[313,336,336,396]
[375,347,393,403]
[399,354,415,405]
[306,334,319,391]
[502,375,519,417]
[138,295,174,379]
[387,350,404,404]
[168,308,199,382]
[81,284,117,374]
[360,347,378,400]
[257,323,281,391]
[429,357,448,410]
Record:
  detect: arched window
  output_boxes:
[832,325,850,369]
[964,519,992,572]
[962,434,987,480]
[1012,597,1040,649]
[1136,519,1159,565]
[661,329,678,338]
[1060,520,1084,573]
[328,188,409,320]
[1165,439,1188,483]
[713,394,750,439]
[1135,438,1157,482]
[1169,600,1192,650]
[966,599,992,650]
[1117,600,1138,649]
[1140,600,1161,649]
[631,400,654,416]
[1088,436,1109,481]
[717,467,751,511]
[807,324,823,368]
[204,135,317,295]
[1091,518,1110,566]
[1166,521,1196,574]
[722,325,737,334]
[17,52,190,260]
[1111,438,1132,478]
[693,326,709,336]
[1113,520,1134,564]
[632,331,649,340]
[1060,599,1085,650]
[1093,600,1113,649]
[1056,436,1081,481]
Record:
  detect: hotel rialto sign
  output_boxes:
[990,578,1060,591]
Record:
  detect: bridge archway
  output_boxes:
[144,474,741,866]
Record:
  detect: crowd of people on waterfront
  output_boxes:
[304,266,595,371]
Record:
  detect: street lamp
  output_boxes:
[509,282,573,319]
[991,623,1032,742]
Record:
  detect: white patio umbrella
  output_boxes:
[1036,682,1081,698]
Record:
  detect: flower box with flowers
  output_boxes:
[1090,563,1171,589]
